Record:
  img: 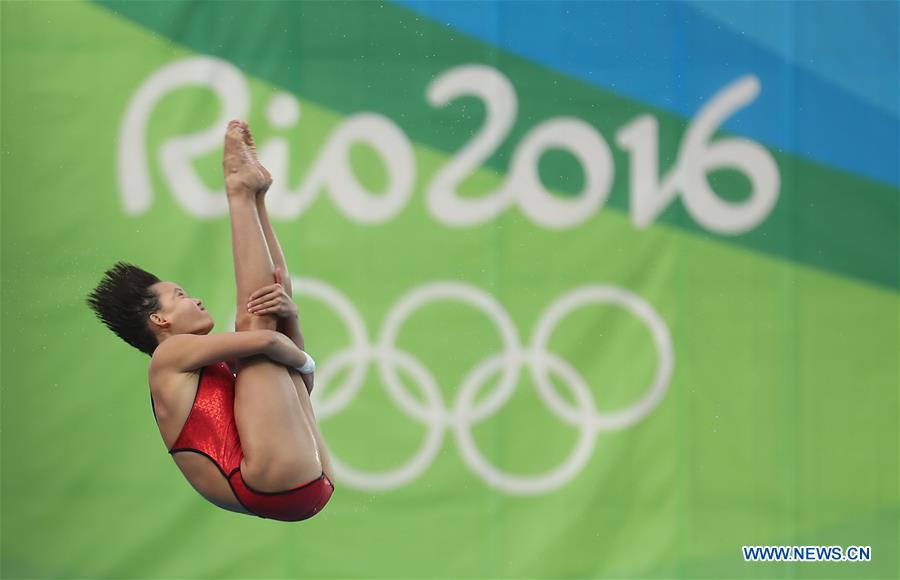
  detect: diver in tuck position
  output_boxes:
[87,120,335,522]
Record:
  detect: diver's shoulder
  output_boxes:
[149,334,193,376]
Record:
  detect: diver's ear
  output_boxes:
[149,312,169,329]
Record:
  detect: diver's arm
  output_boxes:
[154,330,304,373]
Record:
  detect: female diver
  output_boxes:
[87,121,334,522]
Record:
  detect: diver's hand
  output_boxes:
[247,267,297,318]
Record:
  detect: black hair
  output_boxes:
[86,261,163,356]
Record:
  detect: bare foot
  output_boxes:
[223,120,273,197]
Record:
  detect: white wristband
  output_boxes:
[297,351,316,375]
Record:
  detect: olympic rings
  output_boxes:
[286,278,674,495]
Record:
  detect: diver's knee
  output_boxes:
[236,312,277,332]
[249,313,278,332]
[235,313,253,332]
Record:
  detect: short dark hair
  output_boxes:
[86,262,162,356]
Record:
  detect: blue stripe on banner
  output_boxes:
[690,1,898,119]
[394,0,899,188]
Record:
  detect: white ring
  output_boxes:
[286,278,673,494]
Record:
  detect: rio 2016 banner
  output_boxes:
[1,1,897,579]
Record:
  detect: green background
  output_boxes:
[1,1,897,578]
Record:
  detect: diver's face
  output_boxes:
[150,281,215,335]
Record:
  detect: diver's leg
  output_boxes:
[223,121,324,491]
[255,191,334,481]
[291,371,335,482]
[255,194,293,297]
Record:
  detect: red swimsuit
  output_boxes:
[150,361,334,522]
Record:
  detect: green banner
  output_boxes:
[2,1,897,578]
